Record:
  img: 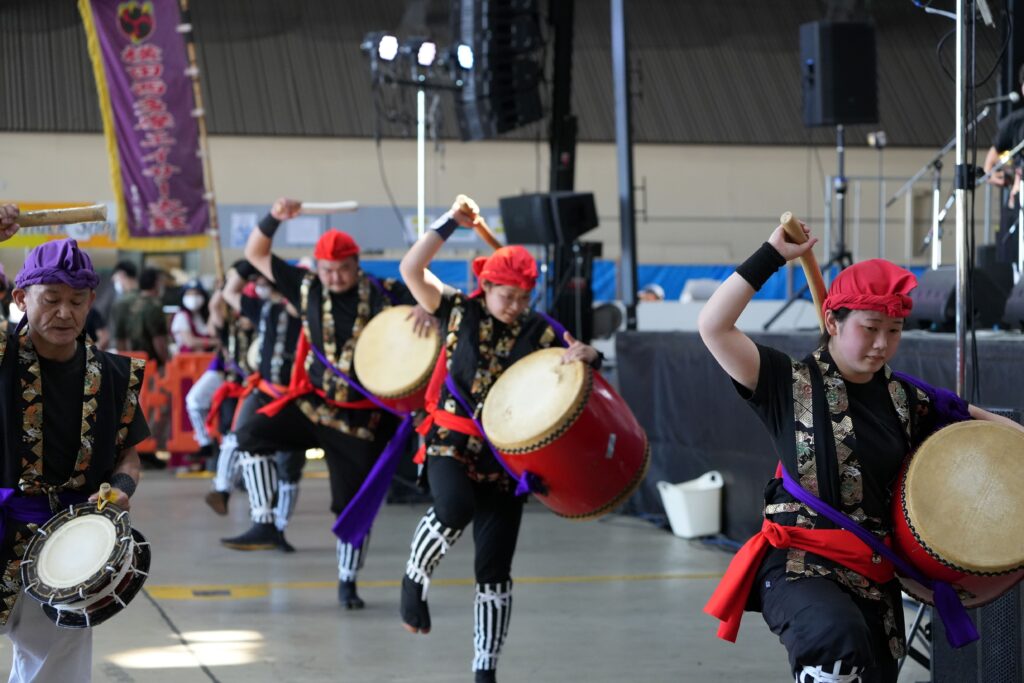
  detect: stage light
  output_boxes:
[416,41,437,67]
[378,34,399,61]
[456,44,474,70]
[360,32,399,62]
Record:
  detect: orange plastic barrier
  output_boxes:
[127,351,216,456]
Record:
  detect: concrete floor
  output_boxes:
[0,464,931,682]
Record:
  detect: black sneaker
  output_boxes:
[204,490,229,516]
[474,670,497,683]
[338,580,365,609]
[220,523,278,551]
[400,575,431,632]
[277,530,296,553]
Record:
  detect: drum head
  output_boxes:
[904,420,1024,574]
[353,305,440,398]
[36,515,118,589]
[43,527,151,629]
[482,348,589,452]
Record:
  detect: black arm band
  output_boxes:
[735,242,786,291]
[110,472,137,498]
[430,212,458,240]
[257,213,282,239]
[589,350,605,372]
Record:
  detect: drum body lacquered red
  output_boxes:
[482,348,649,519]
[892,420,1024,607]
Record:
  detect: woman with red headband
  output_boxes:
[697,222,1021,683]
[397,196,600,683]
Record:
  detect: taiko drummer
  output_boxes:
[698,220,1020,683]
[0,204,147,681]
[397,195,601,683]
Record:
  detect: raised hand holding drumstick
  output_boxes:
[0,204,20,242]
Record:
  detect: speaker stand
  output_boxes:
[765,125,853,330]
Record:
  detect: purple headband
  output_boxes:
[15,238,99,290]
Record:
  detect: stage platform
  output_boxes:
[616,329,1024,540]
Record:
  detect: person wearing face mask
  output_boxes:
[698,223,1024,683]
[397,196,601,683]
[175,280,226,468]
[240,198,434,606]
[205,260,306,553]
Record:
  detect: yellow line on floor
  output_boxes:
[146,571,723,601]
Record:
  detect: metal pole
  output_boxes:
[954,0,971,397]
[178,0,224,283]
[932,166,943,269]
[417,89,426,238]
[611,0,638,327]
[878,150,886,258]
[835,125,847,262]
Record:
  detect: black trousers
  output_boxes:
[427,456,524,585]
[235,392,396,514]
[759,563,902,683]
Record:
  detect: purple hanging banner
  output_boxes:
[79,0,209,250]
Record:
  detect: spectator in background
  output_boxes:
[113,267,170,366]
[171,279,218,353]
[638,283,666,302]
[0,265,10,334]
[111,260,139,298]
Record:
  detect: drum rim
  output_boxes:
[483,349,593,453]
[42,526,151,629]
[21,502,133,603]
[544,436,651,520]
[353,304,441,398]
[899,422,1024,576]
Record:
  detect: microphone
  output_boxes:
[979,92,1022,106]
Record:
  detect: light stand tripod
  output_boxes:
[765,124,854,330]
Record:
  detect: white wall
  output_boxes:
[0,131,994,280]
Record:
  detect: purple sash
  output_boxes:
[305,342,414,546]
[437,311,571,497]
[0,489,89,543]
[781,469,978,647]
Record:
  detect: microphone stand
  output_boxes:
[887,106,992,269]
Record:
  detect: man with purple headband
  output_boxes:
[0,204,149,681]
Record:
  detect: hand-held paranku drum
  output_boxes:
[353,305,441,413]
[20,501,151,628]
[481,348,649,518]
[893,420,1024,607]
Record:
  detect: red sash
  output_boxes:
[205,380,247,432]
[412,347,481,464]
[257,331,376,418]
[704,461,896,645]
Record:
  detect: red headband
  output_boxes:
[822,259,917,319]
[471,246,538,296]
[313,229,360,262]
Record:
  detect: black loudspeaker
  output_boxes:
[1003,281,1024,329]
[799,21,878,127]
[451,0,544,140]
[905,266,1008,331]
[499,192,598,245]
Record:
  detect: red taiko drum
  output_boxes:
[892,420,1024,607]
[482,348,649,519]
[353,305,441,413]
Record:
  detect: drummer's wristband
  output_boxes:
[110,473,137,499]
[590,351,605,371]
[430,212,458,241]
[258,213,282,239]
[735,242,786,292]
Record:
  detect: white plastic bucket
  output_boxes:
[657,470,723,539]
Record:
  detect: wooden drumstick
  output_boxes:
[299,201,359,215]
[17,204,108,227]
[780,211,827,332]
[456,194,503,252]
